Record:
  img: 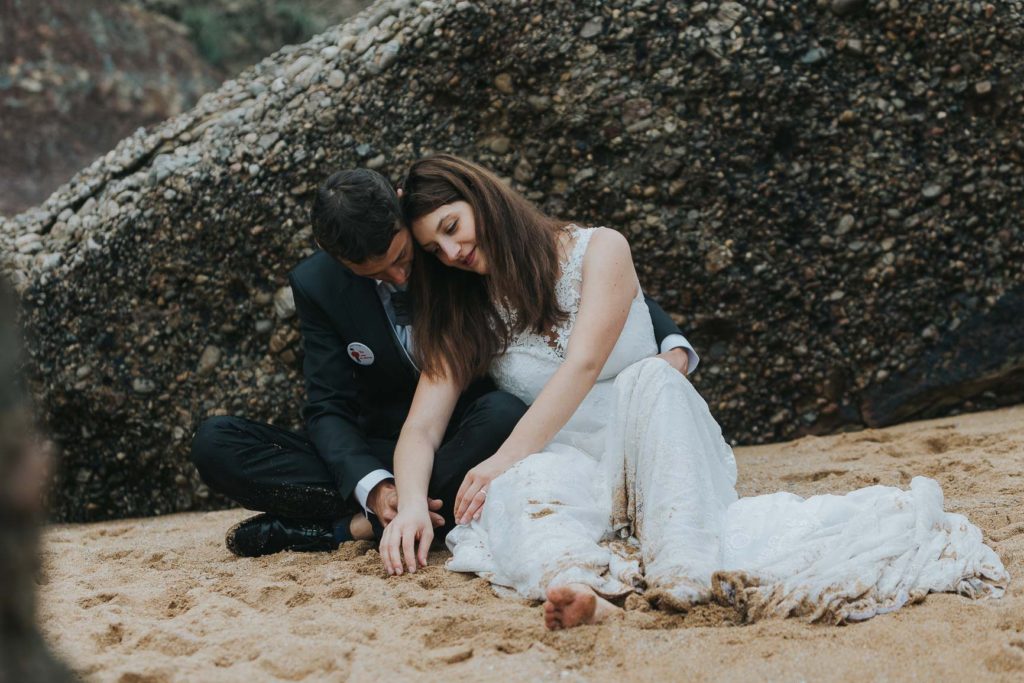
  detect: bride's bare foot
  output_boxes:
[543,584,621,630]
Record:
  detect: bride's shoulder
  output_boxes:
[572,227,634,284]
[562,224,630,252]
[557,226,633,280]
[582,226,632,260]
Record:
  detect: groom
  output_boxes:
[190,168,699,557]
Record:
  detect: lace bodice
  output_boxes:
[490,226,658,440]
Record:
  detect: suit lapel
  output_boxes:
[346,277,418,384]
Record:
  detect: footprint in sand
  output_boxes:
[853,431,898,444]
[142,579,196,618]
[251,583,293,607]
[416,570,444,590]
[79,592,118,609]
[922,436,953,454]
[327,584,355,600]
[285,590,314,607]
[135,628,202,657]
[94,622,126,648]
[257,648,350,681]
[425,645,474,667]
[396,588,429,609]
[999,609,1024,632]
[116,671,169,683]
[989,522,1024,543]
[882,444,908,458]
[85,525,135,541]
[272,569,302,583]
[918,433,995,455]
[96,549,134,562]
[239,582,315,610]
[918,458,992,488]
[350,551,388,577]
[144,551,178,571]
[781,469,848,483]
[45,533,75,544]
[419,614,524,651]
[985,640,1024,673]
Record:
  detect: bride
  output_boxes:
[379,154,1008,629]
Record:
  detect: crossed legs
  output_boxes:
[189,390,527,551]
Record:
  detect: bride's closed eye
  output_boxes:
[424,220,459,257]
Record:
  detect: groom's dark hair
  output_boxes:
[310,169,401,264]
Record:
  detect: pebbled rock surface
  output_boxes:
[1,0,1021,520]
[0,0,220,216]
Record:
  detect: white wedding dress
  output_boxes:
[445,227,1008,623]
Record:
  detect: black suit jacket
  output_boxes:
[289,250,686,502]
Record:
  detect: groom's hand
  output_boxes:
[367,480,399,523]
[367,481,445,528]
[426,497,445,529]
[656,347,689,375]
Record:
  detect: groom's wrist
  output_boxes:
[661,347,689,374]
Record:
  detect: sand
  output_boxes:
[38,405,1024,682]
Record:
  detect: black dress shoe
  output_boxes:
[225,513,342,557]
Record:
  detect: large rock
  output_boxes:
[0,0,220,216]
[1,0,1021,521]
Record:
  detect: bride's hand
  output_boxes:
[380,506,433,575]
[455,453,514,525]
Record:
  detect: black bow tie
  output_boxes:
[391,290,411,326]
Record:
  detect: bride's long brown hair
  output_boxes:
[401,154,568,387]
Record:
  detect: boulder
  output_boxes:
[1,0,1021,520]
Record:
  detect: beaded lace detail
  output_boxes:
[496,226,594,361]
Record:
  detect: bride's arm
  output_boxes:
[381,369,460,575]
[454,227,639,524]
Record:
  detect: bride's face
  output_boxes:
[410,200,489,275]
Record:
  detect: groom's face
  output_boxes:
[340,227,415,285]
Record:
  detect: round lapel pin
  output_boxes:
[347,342,375,366]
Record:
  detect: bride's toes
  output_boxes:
[543,598,563,630]
[544,584,601,630]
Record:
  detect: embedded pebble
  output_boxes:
[197,345,222,376]
[273,286,296,319]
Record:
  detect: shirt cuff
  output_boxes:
[354,469,394,517]
[659,334,700,375]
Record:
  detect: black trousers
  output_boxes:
[189,391,527,539]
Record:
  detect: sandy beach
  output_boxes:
[38,405,1024,682]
